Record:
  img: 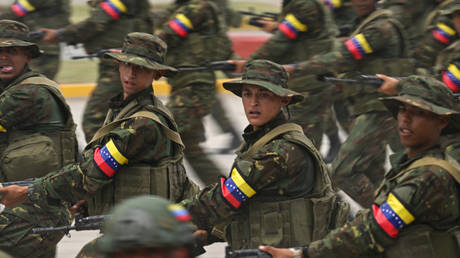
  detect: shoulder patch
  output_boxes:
[432,22,456,44]
[372,192,414,238]
[169,14,194,37]
[100,0,127,20]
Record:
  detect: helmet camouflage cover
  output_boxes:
[98,195,195,253]
[379,75,460,134]
[0,19,41,58]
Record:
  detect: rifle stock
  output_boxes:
[177,61,236,72]
[28,31,45,43]
[238,11,279,28]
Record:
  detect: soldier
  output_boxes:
[95,195,196,258]
[39,0,153,143]
[281,0,412,207]
[181,60,348,250]
[158,0,234,186]
[411,0,458,73]
[232,0,340,153]
[260,75,460,258]
[0,0,71,80]
[0,20,78,257]
[382,0,445,50]
[0,33,198,240]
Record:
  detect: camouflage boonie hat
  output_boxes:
[440,0,460,15]
[98,195,195,253]
[379,75,460,134]
[105,32,178,77]
[223,59,303,104]
[0,20,41,58]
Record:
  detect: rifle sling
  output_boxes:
[89,111,184,148]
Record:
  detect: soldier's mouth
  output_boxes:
[0,65,13,73]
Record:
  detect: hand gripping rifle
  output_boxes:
[225,246,272,258]
[32,214,108,236]
[238,11,279,27]
[0,178,36,213]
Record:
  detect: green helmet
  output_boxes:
[379,75,460,134]
[0,19,41,58]
[223,59,304,104]
[98,195,195,253]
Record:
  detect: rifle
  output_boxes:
[177,61,236,72]
[238,11,279,27]
[71,48,121,60]
[32,214,108,235]
[28,31,45,43]
[225,246,272,258]
[322,75,406,86]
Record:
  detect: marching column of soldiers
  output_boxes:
[0,0,459,257]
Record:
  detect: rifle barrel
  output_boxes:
[0,178,35,187]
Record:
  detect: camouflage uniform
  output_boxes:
[54,0,152,142]
[0,0,71,80]
[26,33,198,217]
[324,0,356,35]
[295,7,412,207]
[301,76,460,258]
[382,0,441,50]
[182,60,348,250]
[248,0,338,149]
[0,20,77,257]
[159,0,233,186]
[412,0,459,72]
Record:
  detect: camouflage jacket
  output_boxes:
[324,0,356,31]
[0,68,69,140]
[0,0,71,55]
[249,0,338,64]
[307,146,460,257]
[181,113,317,230]
[159,0,232,87]
[412,1,459,70]
[432,39,460,93]
[443,133,460,163]
[58,0,152,53]
[28,88,196,206]
[295,9,410,114]
[382,0,440,48]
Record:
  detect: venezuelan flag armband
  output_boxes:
[220,167,256,209]
[100,0,127,20]
[432,22,456,45]
[372,192,415,238]
[93,138,128,177]
[278,14,308,40]
[11,0,36,17]
[345,33,373,60]
[442,64,460,93]
[169,14,194,38]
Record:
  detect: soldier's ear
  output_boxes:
[154,70,165,80]
[280,96,291,107]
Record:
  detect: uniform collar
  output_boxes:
[242,112,287,144]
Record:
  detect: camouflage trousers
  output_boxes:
[82,59,122,143]
[331,111,403,207]
[288,86,334,149]
[0,201,71,258]
[167,82,223,186]
[29,53,61,80]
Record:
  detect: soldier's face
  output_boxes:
[452,11,460,35]
[118,62,162,99]
[242,84,290,131]
[397,103,448,158]
[352,0,376,18]
[0,47,31,80]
